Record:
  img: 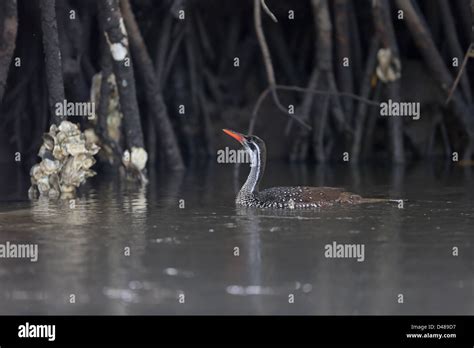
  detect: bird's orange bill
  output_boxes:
[223,129,245,143]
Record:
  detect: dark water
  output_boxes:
[0,162,473,314]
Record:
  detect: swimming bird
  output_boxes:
[223,129,390,208]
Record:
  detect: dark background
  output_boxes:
[0,0,473,173]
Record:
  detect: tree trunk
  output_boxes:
[40,0,65,125]
[396,0,474,138]
[120,0,185,170]
[0,0,18,104]
[373,0,405,163]
[98,0,146,157]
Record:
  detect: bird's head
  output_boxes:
[222,129,266,168]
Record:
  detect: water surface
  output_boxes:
[0,162,473,314]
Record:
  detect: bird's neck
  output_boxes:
[238,145,265,199]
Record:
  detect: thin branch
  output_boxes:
[253,0,311,131]
[154,12,172,87]
[276,85,380,106]
[248,83,381,134]
[261,0,278,23]
[445,43,473,104]
[162,25,186,88]
[249,87,271,134]
[438,0,471,103]
[254,0,277,86]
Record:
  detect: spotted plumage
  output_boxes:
[223,129,390,209]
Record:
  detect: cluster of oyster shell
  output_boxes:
[28,121,100,198]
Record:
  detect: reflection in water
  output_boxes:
[0,162,473,314]
[234,207,264,313]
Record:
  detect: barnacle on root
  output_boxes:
[122,147,148,183]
